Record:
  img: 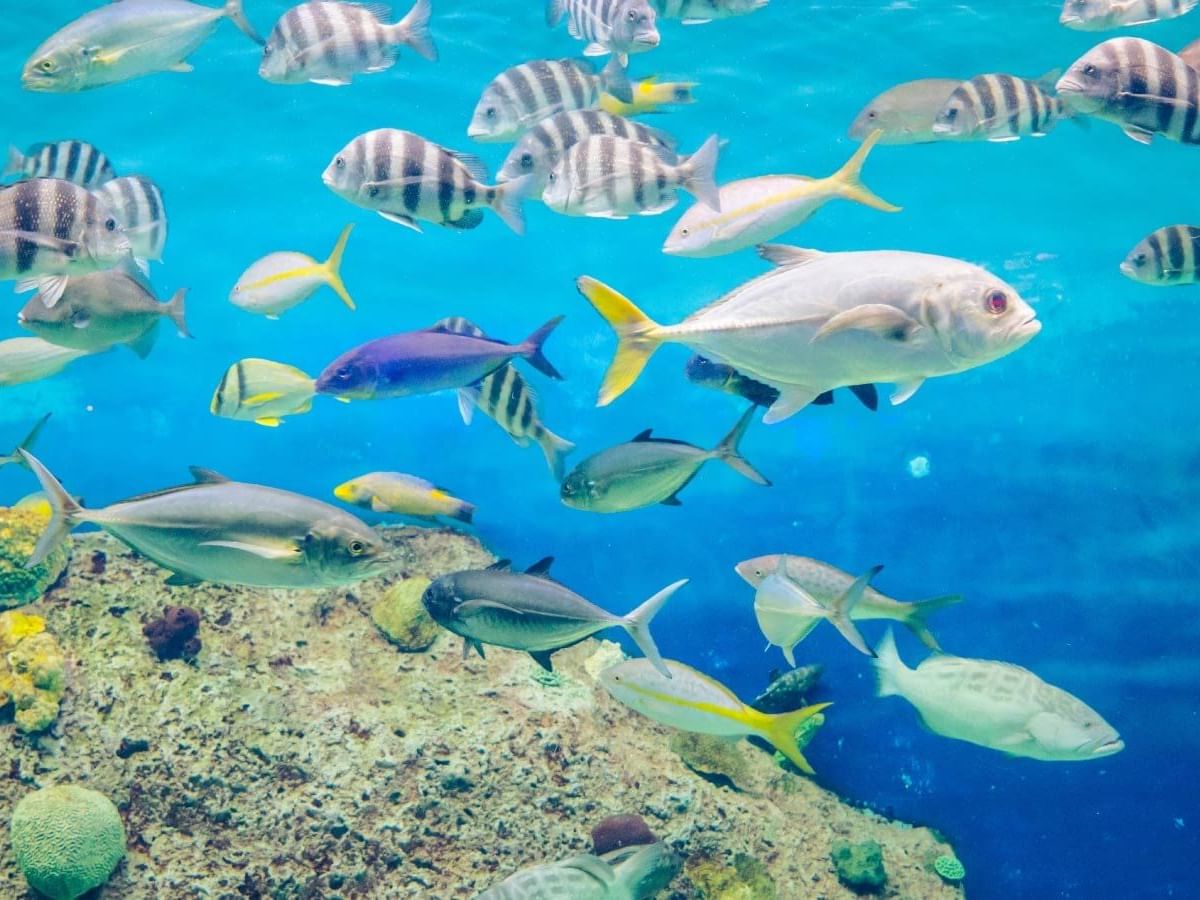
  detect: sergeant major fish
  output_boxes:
[231,223,355,317]
[333,471,475,523]
[600,76,696,116]
[545,0,659,66]
[1120,225,1200,285]
[849,79,962,144]
[92,176,168,271]
[210,358,317,427]
[652,0,767,24]
[933,72,1069,142]
[751,562,877,661]
[1060,0,1198,30]
[5,141,116,188]
[0,415,50,470]
[0,338,92,387]
[259,0,436,87]
[684,355,879,412]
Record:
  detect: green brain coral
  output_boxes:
[934,853,966,882]
[0,611,66,733]
[831,839,887,894]
[371,577,439,651]
[0,504,69,609]
[11,785,126,899]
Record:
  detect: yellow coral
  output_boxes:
[1,611,46,645]
[0,611,66,734]
[0,505,70,610]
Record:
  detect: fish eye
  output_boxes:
[673,88,687,100]
[486,107,497,120]
[627,9,636,19]
[520,153,534,169]
[335,156,345,169]
[104,217,116,232]
[985,289,1009,315]
[1084,64,1097,77]
[39,59,56,72]
[946,107,958,120]
[547,171,557,183]
[680,227,689,236]
[349,540,366,555]
[367,185,379,198]
[1134,252,1148,266]
[335,366,352,380]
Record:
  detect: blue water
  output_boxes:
[3,1,1200,897]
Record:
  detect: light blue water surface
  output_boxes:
[2,1,1199,897]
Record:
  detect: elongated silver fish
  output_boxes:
[4,141,116,188]
[469,57,632,142]
[260,0,436,86]
[22,0,264,93]
[0,338,93,387]
[933,73,1067,141]
[1120,224,1200,285]
[92,175,168,270]
[0,415,50,470]
[684,355,879,411]
[322,129,533,234]
[546,0,660,65]
[752,563,876,660]
[849,79,963,144]
[21,451,390,588]
[1060,0,1198,30]
[652,0,767,23]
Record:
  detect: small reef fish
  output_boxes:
[0,338,92,387]
[560,406,769,512]
[751,563,877,661]
[544,134,721,218]
[932,73,1068,142]
[4,141,116,188]
[469,58,633,143]
[421,557,684,674]
[849,79,962,145]
[546,0,660,66]
[476,844,679,900]
[578,243,1040,421]
[333,472,475,523]
[210,358,317,427]
[598,657,831,774]
[22,0,264,93]
[1057,38,1200,145]
[21,451,390,588]
[0,415,50,470]
[652,0,767,24]
[684,355,879,411]
[662,131,898,257]
[1121,225,1200,285]
[0,178,131,308]
[315,318,563,400]
[230,223,355,317]
[18,268,189,358]
[600,76,696,116]
[323,129,533,234]
[873,630,1125,762]
[735,554,963,650]
[1060,0,1197,30]
[498,110,678,193]
[260,0,436,86]
[92,176,168,270]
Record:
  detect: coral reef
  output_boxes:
[934,853,965,883]
[0,611,66,733]
[0,505,69,610]
[0,528,962,898]
[142,606,201,661]
[751,664,824,713]
[10,785,125,900]
[685,851,777,899]
[592,813,658,855]
[670,732,753,791]
[370,575,438,651]
[832,839,887,894]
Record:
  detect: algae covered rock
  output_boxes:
[686,852,778,899]
[0,505,68,609]
[10,784,126,899]
[671,732,753,790]
[371,576,439,651]
[0,611,66,733]
[831,839,887,894]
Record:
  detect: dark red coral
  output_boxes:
[142,606,202,661]
[591,814,658,856]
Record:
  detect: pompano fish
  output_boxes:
[0,338,93,387]
[578,243,1041,422]
[92,176,168,270]
[17,268,189,358]
[684,355,879,411]
[333,471,474,523]
[22,0,264,93]
[5,141,116,188]
[652,0,767,24]
[600,76,696,116]
[849,79,962,145]
[476,844,679,900]
[546,0,660,66]
[259,0,436,87]
[873,630,1124,762]
[1060,0,1198,30]
[421,557,684,674]
[0,415,50,470]
[735,554,963,650]
[933,72,1069,142]
[231,224,355,317]
[598,657,831,774]
[560,406,768,512]
[663,131,898,257]
[1121,224,1200,285]
[21,451,390,588]
[752,563,877,661]
[210,358,317,427]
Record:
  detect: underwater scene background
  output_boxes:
[1,0,1199,897]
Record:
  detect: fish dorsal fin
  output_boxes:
[1034,68,1061,93]
[447,149,489,183]
[486,558,512,571]
[633,428,654,442]
[559,855,616,885]
[429,316,486,338]
[525,556,555,577]
[757,244,826,268]
[188,466,230,484]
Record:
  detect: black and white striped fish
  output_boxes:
[498,109,677,192]
[322,129,534,234]
[932,73,1067,141]
[1058,38,1200,145]
[259,0,436,86]
[4,140,116,188]
[652,0,767,24]
[542,133,720,218]
[546,0,659,65]
[469,57,632,142]
[93,175,167,271]
[1060,0,1198,31]
[1121,225,1200,285]
[433,317,576,480]
[0,178,131,308]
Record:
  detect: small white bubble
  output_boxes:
[907,455,930,479]
[85,405,94,413]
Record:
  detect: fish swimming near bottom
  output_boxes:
[421,557,684,675]
[210,358,317,427]
[476,843,679,900]
[599,657,832,774]
[684,355,878,411]
[751,563,877,661]
[0,414,50,470]
[20,451,390,588]
[333,471,475,524]
[0,338,93,386]
[1120,225,1200,286]
[873,630,1124,762]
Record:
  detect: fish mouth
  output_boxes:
[931,122,954,136]
[1119,260,1136,278]
[1014,315,1041,341]
[1093,738,1125,756]
[1055,76,1083,95]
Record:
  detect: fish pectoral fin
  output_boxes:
[254,417,282,427]
[4,230,83,256]
[165,572,202,586]
[456,388,478,425]
[762,385,822,424]
[454,598,526,617]
[199,539,301,561]
[528,650,556,672]
[889,377,925,406]
[377,210,423,231]
[242,391,285,407]
[812,304,922,343]
[369,497,391,512]
[757,244,826,268]
[1120,125,1154,145]
[167,62,194,73]
[660,494,683,506]
[127,326,158,360]
[462,638,485,660]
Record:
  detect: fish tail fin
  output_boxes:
[901,593,963,651]
[4,145,23,178]
[489,174,535,235]
[519,315,565,380]
[758,702,832,775]
[545,0,565,27]
[871,628,906,697]
[223,0,264,44]
[389,0,437,61]
[10,414,51,466]
[322,224,356,310]
[575,276,664,406]
[537,427,575,482]
[164,288,191,338]
[830,129,901,213]
[18,450,84,567]
[453,500,475,524]
[679,134,721,211]
[600,55,633,103]
[828,566,880,657]
[621,579,687,679]
[714,405,771,486]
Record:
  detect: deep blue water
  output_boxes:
[3,1,1200,897]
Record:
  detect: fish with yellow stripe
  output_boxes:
[599,657,831,774]
[333,471,474,523]
[210,357,317,427]
[600,75,696,116]
[230,224,355,318]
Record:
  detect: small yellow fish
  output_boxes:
[333,472,475,524]
[209,358,316,427]
[601,76,697,116]
[230,224,355,318]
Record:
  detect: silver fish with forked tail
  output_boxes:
[0,414,50,470]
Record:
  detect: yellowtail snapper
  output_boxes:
[230,223,355,317]
[600,75,696,116]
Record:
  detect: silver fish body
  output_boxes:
[4,141,116,188]
[92,176,168,267]
[652,0,767,23]
[849,78,964,144]
[0,339,91,386]
[0,415,50,470]
[933,74,1065,141]
[1121,224,1200,285]
[546,0,660,64]
[1060,0,1198,30]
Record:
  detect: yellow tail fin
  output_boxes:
[756,702,832,776]
[831,130,901,214]
[323,223,356,311]
[576,276,664,406]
